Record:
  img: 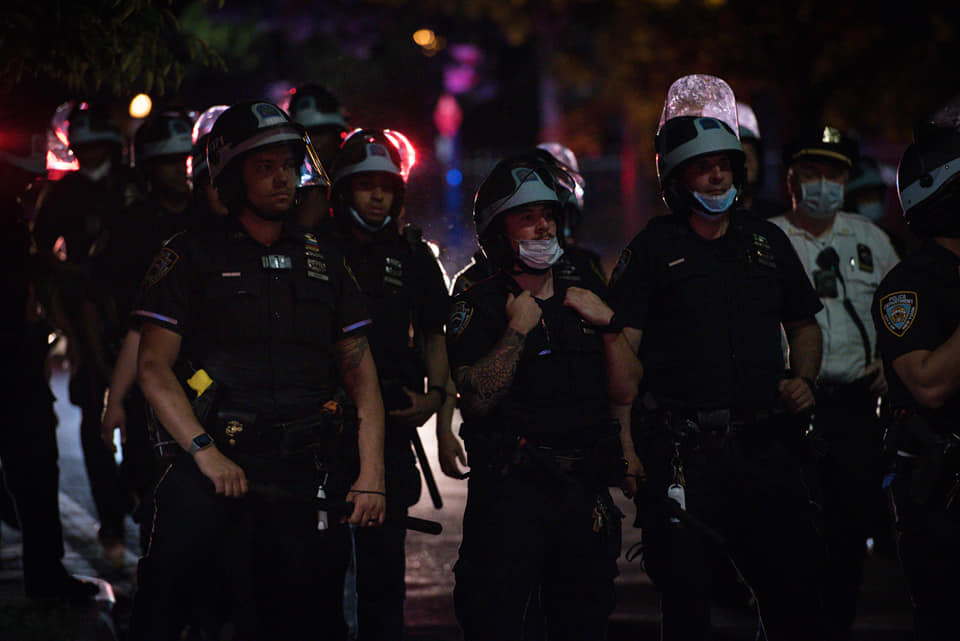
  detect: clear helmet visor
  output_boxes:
[192,105,229,145]
[737,102,761,140]
[301,133,331,190]
[658,74,740,139]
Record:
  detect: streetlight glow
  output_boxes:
[129,93,152,119]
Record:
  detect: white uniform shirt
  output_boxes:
[770,212,900,384]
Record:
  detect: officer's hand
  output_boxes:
[778,377,815,414]
[347,473,387,527]
[100,400,126,452]
[563,287,614,327]
[505,291,542,335]
[438,425,469,479]
[621,454,645,499]
[194,447,248,498]
[388,387,442,428]
[864,358,888,396]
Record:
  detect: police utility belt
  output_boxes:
[650,407,782,441]
[149,368,351,459]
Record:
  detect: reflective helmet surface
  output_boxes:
[537,142,585,212]
[67,102,123,148]
[897,122,960,233]
[473,151,573,239]
[190,105,228,177]
[287,84,348,131]
[329,128,404,187]
[134,109,194,163]
[207,101,327,190]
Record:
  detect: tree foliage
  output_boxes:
[0,0,225,99]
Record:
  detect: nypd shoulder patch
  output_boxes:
[448,300,475,340]
[880,291,918,337]
[140,247,180,293]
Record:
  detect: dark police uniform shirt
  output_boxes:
[447,251,610,450]
[132,219,371,423]
[333,222,449,405]
[872,238,960,433]
[95,197,193,340]
[607,210,822,411]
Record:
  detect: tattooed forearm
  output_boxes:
[455,327,527,415]
[335,334,370,375]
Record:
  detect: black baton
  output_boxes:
[411,428,443,509]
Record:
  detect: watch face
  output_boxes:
[194,433,214,447]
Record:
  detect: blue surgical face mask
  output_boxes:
[799,178,844,219]
[692,185,738,218]
[514,236,564,270]
[857,200,884,222]
[349,207,391,232]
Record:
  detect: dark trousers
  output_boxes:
[0,378,71,596]
[892,463,960,641]
[130,454,350,641]
[454,468,620,641]
[71,364,129,541]
[636,419,825,641]
[807,391,886,640]
[121,386,163,552]
[354,433,420,641]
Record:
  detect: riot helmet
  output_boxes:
[472,151,573,271]
[287,84,349,169]
[190,104,228,180]
[329,128,405,231]
[134,109,194,165]
[897,120,960,238]
[67,102,123,149]
[537,142,585,240]
[655,75,745,215]
[206,101,328,215]
[287,84,349,132]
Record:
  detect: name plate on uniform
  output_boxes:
[261,255,292,270]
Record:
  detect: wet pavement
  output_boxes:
[1,369,915,640]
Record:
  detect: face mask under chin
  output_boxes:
[513,237,564,271]
[691,185,738,217]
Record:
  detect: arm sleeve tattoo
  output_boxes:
[454,327,526,416]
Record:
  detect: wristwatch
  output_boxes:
[188,432,215,455]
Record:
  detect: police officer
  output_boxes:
[448,150,625,640]
[97,108,198,554]
[0,108,99,604]
[871,117,960,641]
[325,127,449,639]
[604,75,825,641]
[737,101,786,219]
[33,101,142,560]
[287,83,350,232]
[127,101,386,640]
[770,126,899,640]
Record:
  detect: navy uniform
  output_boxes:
[609,80,826,641]
[449,252,621,640]
[129,220,370,639]
[326,128,450,640]
[335,222,448,636]
[610,210,825,639]
[870,118,960,640]
[449,151,622,640]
